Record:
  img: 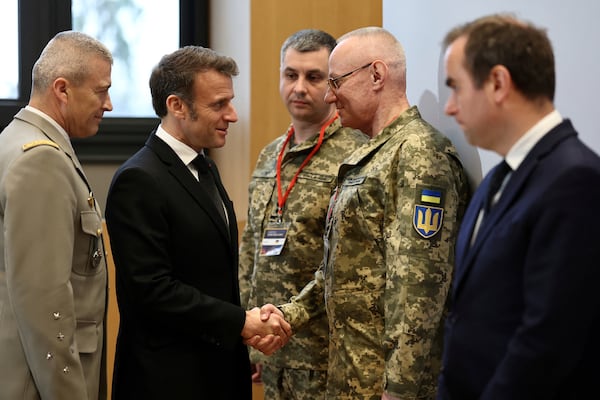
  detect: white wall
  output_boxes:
[210,0,251,219]
[383,0,600,187]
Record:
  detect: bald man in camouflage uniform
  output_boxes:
[239,30,367,399]
[273,27,470,399]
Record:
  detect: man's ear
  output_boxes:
[52,78,69,104]
[488,65,511,103]
[166,94,186,119]
[371,60,387,90]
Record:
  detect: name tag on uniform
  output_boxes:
[260,223,290,256]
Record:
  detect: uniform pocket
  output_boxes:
[79,211,104,274]
[76,320,99,353]
[80,211,101,236]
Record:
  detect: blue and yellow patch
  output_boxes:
[420,189,442,204]
[413,186,445,239]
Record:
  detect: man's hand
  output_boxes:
[241,306,292,355]
[259,303,281,322]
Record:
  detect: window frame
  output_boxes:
[0,0,209,163]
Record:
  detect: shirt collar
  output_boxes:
[155,125,202,166]
[505,109,562,171]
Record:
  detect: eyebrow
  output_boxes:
[211,94,234,104]
[283,67,325,75]
[95,83,111,91]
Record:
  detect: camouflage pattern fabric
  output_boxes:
[280,106,470,399]
[261,363,328,400]
[239,118,367,377]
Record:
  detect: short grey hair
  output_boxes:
[32,31,113,93]
[280,29,337,64]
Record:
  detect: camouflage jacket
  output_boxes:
[239,117,367,370]
[280,106,470,399]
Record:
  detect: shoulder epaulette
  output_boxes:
[22,140,60,152]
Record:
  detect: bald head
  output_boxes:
[325,27,411,137]
[335,27,407,90]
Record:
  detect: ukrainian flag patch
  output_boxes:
[413,186,445,239]
[420,189,442,204]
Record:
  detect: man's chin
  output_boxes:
[213,138,227,149]
[71,129,99,139]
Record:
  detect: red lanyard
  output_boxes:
[275,114,338,217]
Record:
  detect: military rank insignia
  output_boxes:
[413,186,444,239]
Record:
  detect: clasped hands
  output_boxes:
[241,304,290,355]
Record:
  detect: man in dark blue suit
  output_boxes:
[105,46,290,400]
[438,14,600,400]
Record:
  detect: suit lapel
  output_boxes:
[453,121,576,298]
[146,134,233,244]
[453,189,484,284]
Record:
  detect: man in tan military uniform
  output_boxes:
[239,29,367,399]
[0,31,113,400]
[261,27,470,399]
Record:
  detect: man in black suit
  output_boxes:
[437,14,600,399]
[105,46,290,400]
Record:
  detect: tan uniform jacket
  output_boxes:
[0,108,107,400]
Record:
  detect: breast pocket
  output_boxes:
[76,211,105,276]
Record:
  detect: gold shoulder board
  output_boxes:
[22,140,60,151]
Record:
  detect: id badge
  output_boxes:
[260,222,290,256]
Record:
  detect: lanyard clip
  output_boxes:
[269,205,283,225]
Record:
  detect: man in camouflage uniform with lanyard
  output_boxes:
[239,29,367,399]
[263,27,470,399]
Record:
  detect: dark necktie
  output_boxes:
[483,160,511,213]
[191,155,228,224]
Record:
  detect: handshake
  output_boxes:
[241,304,291,355]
